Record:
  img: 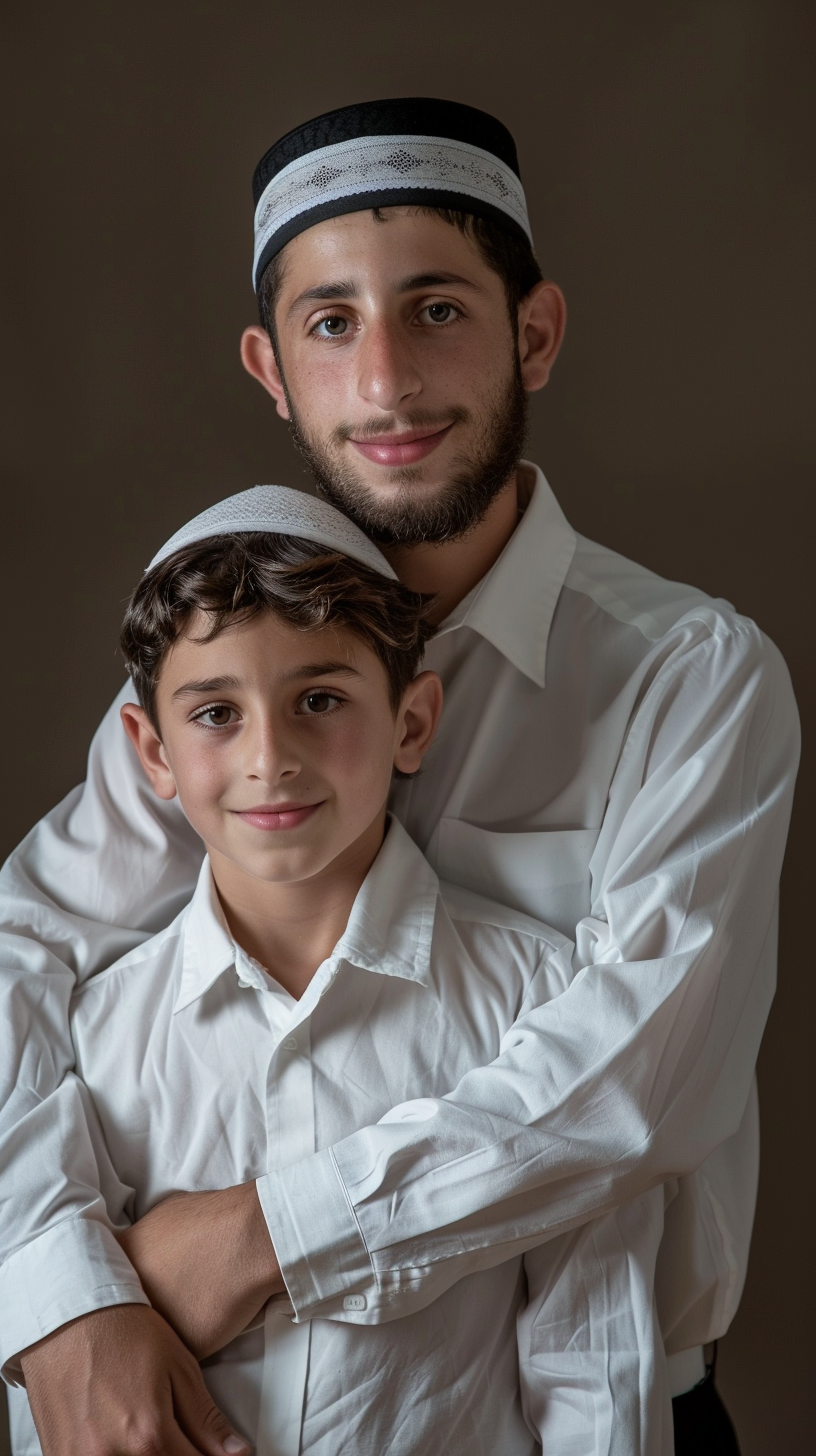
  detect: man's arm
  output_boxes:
[0,687,253,1451]
[261,620,796,1321]
[136,616,796,1336]
[0,683,203,1373]
[115,1185,285,1359]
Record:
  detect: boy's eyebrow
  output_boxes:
[283,661,362,682]
[171,664,362,699]
[287,271,483,318]
[172,675,242,700]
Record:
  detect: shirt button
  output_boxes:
[282,1036,298,1051]
[343,1294,367,1311]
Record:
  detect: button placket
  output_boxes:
[260,1018,314,1455]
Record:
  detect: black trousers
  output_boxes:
[672,1348,741,1455]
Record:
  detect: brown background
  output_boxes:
[1,1,813,1450]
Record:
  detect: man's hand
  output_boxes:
[118,1181,285,1359]
[20,1303,250,1456]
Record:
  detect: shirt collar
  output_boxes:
[330,816,437,987]
[172,817,437,1014]
[173,857,239,1013]
[435,462,576,687]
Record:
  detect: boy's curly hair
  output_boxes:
[121,531,434,728]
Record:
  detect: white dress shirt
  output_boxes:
[0,466,799,1410]
[8,822,673,1455]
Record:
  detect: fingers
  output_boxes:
[153,1407,249,1456]
[171,1361,252,1456]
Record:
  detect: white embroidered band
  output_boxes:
[252,133,532,290]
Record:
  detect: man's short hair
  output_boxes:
[258,206,544,351]
[121,533,434,729]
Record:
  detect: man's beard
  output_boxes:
[283,356,528,547]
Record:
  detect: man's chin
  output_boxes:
[288,367,528,545]
[348,463,449,495]
[314,449,453,506]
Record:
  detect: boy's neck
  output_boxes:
[207,815,387,1000]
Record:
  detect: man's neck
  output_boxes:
[382,469,522,624]
[207,817,386,1000]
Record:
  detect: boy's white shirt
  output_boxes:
[8,820,670,1454]
[0,466,800,1413]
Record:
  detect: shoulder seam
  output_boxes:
[564,569,755,648]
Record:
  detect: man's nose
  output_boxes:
[356,319,422,412]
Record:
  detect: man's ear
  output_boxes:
[393,671,444,776]
[120,704,178,801]
[517,280,567,393]
[240,326,290,420]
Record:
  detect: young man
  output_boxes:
[9,485,668,1455]
[0,100,799,1453]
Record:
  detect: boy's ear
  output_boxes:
[393,671,443,776]
[120,703,178,801]
[240,326,290,420]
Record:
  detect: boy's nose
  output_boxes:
[244,718,301,782]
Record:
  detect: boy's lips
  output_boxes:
[233,803,323,831]
[349,423,453,467]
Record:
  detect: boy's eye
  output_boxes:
[192,704,238,729]
[299,691,341,715]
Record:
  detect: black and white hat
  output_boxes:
[252,97,532,292]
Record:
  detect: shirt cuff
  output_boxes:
[257,1149,379,1322]
[0,1217,148,1385]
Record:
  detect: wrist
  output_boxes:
[242,1180,284,1300]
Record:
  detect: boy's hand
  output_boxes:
[19,1303,250,1455]
[118,1181,285,1358]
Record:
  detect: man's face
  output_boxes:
[135,610,422,897]
[266,209,527,545]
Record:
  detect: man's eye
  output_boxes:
[300,692,341,715]
[314,316,349,337]
[192,704,237,729]
[422,302,457,325]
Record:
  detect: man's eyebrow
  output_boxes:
[287,271,484,317]
[397,271,484,293]
[287,280,357,317]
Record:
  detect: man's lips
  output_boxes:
[348,423,453,467]
[232,803,322,831]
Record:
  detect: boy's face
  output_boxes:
[122,610,441,895]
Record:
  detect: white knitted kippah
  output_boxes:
[147,485,397,580]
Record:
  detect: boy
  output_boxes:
[10,485,668,1455]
